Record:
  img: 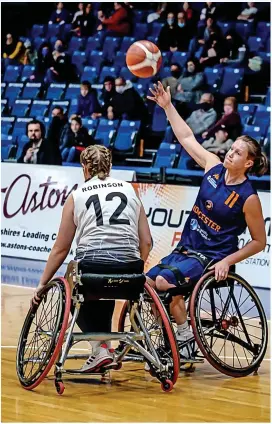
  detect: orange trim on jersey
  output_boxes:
[224,191,236,206]
[229,193,239,208]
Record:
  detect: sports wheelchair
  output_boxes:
[16,261,180,395]
[119,269,268,377]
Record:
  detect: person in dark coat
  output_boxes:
[48,2,70,25]
[72,3,95,37]
[60,116,94,162]
[101,76,116,117]
[76,81,101,118]
[18,120,62,165]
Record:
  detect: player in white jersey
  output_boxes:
[32,145,152,372]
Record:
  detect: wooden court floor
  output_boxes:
[1,284,270,423]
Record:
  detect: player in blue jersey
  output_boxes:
[147,82,268,356]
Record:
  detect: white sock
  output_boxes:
[177,322,189,334]
[89,341,101,354]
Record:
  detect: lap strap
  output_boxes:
[173,245,214,271]
[157,264,184,285]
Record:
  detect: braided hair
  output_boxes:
[80,145,112,180]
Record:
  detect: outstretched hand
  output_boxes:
[147,81,171,110]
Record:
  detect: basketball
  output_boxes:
[126,40,162,78]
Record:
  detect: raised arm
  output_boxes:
[147,82,220,172]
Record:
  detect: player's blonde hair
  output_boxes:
[80,145,112,180]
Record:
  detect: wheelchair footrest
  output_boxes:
[64,368,108,375]
[180,358,204,364]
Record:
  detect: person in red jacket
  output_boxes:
[202,96,242,141]
[97,3,131,36]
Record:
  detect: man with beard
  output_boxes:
[18,120,62,165]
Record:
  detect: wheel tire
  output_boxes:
[161,379,173,392]
[113,362,122,371]
[16,277,71,390]
[55,381,65,395]
[190,272,268,377]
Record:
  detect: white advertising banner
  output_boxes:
[1,164,270,288]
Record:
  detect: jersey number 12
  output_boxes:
[85,192,130,226]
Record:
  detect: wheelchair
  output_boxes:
[16,261,180,395]
[118,270,268,377]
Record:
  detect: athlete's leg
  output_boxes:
[155,276,187,325]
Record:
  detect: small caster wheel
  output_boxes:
[55,380,65,395]
[113,362,122,370]
[161,379,173,392]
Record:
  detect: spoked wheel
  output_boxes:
[16,277,71,390]
[118,283,180,387]
[190,272,268,377]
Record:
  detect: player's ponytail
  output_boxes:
[80,145,112,180]
[238,135,269,177]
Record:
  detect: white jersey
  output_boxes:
[72,176,141,263]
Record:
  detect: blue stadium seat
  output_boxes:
[85,36,102,54]
[99,66,118,83]
[219,68,244,96]
[248,36,263,52]
[1,117,15,135]
[45,23,60,38]
[68,37,85,53]
[81,66,98,84]
[68,98,78,115]
[133,83,145,97]
[134,10,146,23]
[161,51,172,67]
[81,118,99,136]
[204,67,223,92]
[253,105,271,126]
[151,104,168,133]
[235,22,254,41]
[29,100,50,117]
[243,124,265,142]
[147,36,158,45]
[48,36,58,49]
[11,100,31,117]
[238,104,256,125]
[15,135,29,160]
[1,82,6,96]
[46,83,66,100]
[133,23,148,39]
[114,120,141,154]
[87,51,104,72]
[119,66,137,82]
[1,145,12,161]
[1,134,14,147]
[12,118,33,138]
[136,77,154,91]
[95,118,119,147]
[21,82,41,99]
[265,37,270,53]
[159,66,171,80]
[72,51,86,74]
[21,65,35,82]
[151,23,164,38]
[1,99,8,115]
[31,24,44,38]
[49,101,70,116]
[256,22,270,41]
[102,37,121,62]
[113,51,126,70]
[65,84,81,100]
[60,23,73,39]
[258,52,271,63]
[3,65,21,83]
[154,142,178,168]
[177,149,192,169]
[33,37,46,50]
[120,37,136,52]
[217,21,235,35]
[171,52,189,68]
[265,87,270,106]
[4,83,24,105]
[163,126,175,144]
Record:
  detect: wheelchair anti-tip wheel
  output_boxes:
[190,272,268,377]
[118,282,180,386]
[16,278,71,390]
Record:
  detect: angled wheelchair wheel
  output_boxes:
[118,283,180,385]
[16,278,71,390]
[190,272,268,377]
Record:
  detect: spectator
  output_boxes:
[72,3,95,37]
[2,33,24,63]
[97,3,131,36]
[186,93,217,135]
[176,12,191,51]
[191,16,221,53]
[51,106,68,136]
[200,2,217,20]
[158,12,180,52]
[22,39,37,65]
[49,2,70,25]
[31,42,54,82]
[237,2,258,21]
[199,34,225,68]
[18,120,61,165]
[51,105,65,119]
[76,81,102,119]
[182,2,193,21]
[202,126,233,157]
[60,116,93,162]
[220,31,247,66]
[147,3,167,23]
[45,42,77,84]
[173,59,205,105]
[162,63,182,96]
[110,77,148,121]
[72,2,84,23]
[101,76,116,117]
[202,97,242,140]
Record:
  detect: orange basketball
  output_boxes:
[126,40,162,78]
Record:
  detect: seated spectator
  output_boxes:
[45,42,77,84]
[173,59,205,105]
[186,93,217,135]
[101,76,116,117]
[97,3,131,36]
[220,31,247,66]
[162,63,182,96]
[60,115,93,162]
[50,106,68,137]
[110,77,148,122]
[199,34,225,68]
[190,16,221,55]
[31,42,54,82]
[182,2,193,21]
[158,12,180,52]
[237,2,258,21]
[147,3,167,23]
[72,2,84,23]
[18,120,61,165]
[202,96,242,140]
[72,3,95,37]
[76,81,101,119]
[22,39,37,65]
[200,2,217,20]
[202,126,233,157]
[175,12,191,51]
[2,33,24,64]
[49,2,70,25]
